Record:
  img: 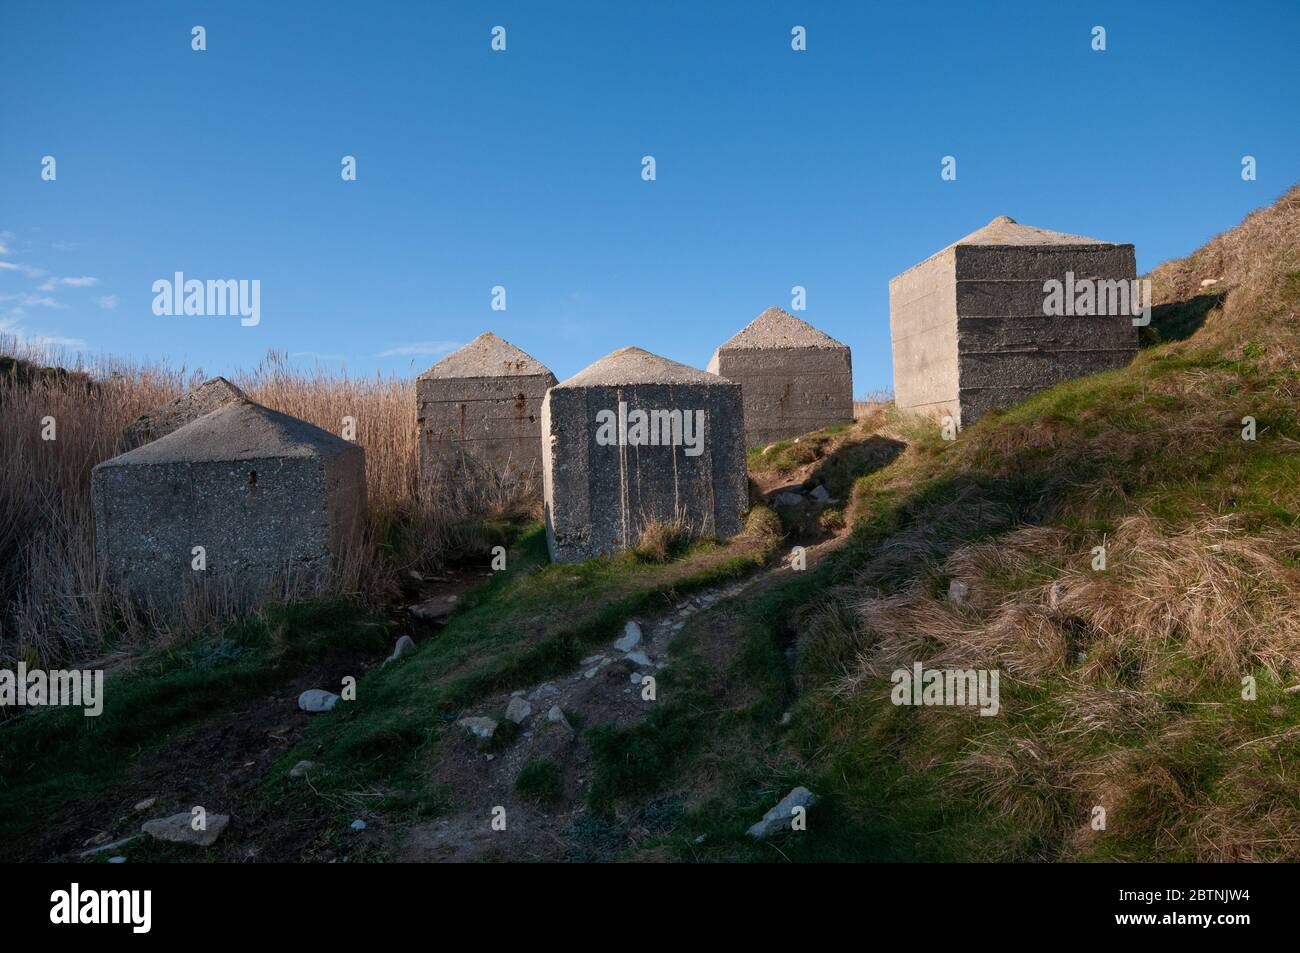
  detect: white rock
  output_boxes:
[79,833,142,858]
[625,649,652,667]
[108,856,126,864]
[298,689,340,713]
[505,696,533,725]
[387,635,416,663]
[546,705,572,732]
[133,797,156,812]
[614,621,643,652]
[809,485,831,503]
[458,716,497,740]
[580,654,605,666]
[630,671,643,685]
[289,760,315,779]
[746,787,817,839]
[408,593,459,622]
[947,579,969,605]
[528,682,560,702]
[350,819,366,831]
[141,811,229,847]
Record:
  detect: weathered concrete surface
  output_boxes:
[542,347,748,563]
[93,399,366,605]
[417,332,557,489]
[889,216,1138,427]
[708,307,853,446]
[123,376,248,448]
[888,250,961,423]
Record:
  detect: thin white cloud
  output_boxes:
[375,340,460,358]
[0,307,86,350]
[0,293,66,309]
[17,332,87,348]
[0,232,82,282]
[43,275,98,288]
[0,260,49,279]
[0,234,103,335]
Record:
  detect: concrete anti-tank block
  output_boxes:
[890,216,1138,427]
[708,308,853,446]
[417,332,557,489]
[93,398,366,605]
[123,376,248,448]
[542,347,748,563]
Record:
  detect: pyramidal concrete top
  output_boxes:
[124,376,249,445]
[951,215,1114,248]
[178,375,248,404]
[555,347,728,389]
[715,307,846,351]
[895,216,1126,281]
[100,399,359,467]
[418,332,552,381]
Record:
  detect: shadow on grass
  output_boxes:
[1142,290,1227,346]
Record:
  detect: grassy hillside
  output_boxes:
[4,188,1297,863]
[594,184,1300,861]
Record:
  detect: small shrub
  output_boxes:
[636,518,690,563]
[515,759,564,804]
[819,507,846,532]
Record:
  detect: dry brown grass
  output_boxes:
[634,515,692,563]
[825,512,1300,701]
[1149,183,1300,376]
[236,351,418,520]
[0,343,525,667]
[796,183,1300,860]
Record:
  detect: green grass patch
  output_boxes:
[0,600,391,851]
[515,759,563,804]
[264,520,781,820]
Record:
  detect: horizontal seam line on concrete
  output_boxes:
[959,385,1080,392]
[891,325,956,342]
[961,347,1136,355]
[422,435,536,442]
[890,285,951,305]
[896,399,958,410]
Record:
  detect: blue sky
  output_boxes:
[2,0,1297,394]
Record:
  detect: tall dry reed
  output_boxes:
[0,342,525,667]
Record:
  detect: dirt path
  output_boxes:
[37,565,492,864]
[395,529,848,862]
[40,513,848,864]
